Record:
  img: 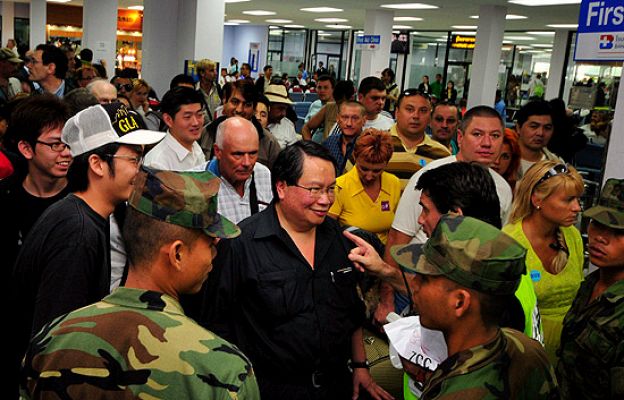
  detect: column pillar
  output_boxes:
[2,1,15,47]
[467,5,506,109]
[545,30,569,100]
[358,9,393,82]
[29,0,46,49]
[603,64,624,183]
[82,0,118,79]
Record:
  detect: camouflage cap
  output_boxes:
[128,166,240,239]
[583,178,624,230]
[391,214,527,295]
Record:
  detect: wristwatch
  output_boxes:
[348,359,370,372]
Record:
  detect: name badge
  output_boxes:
[381,201,390,211]
[530,270,541,282]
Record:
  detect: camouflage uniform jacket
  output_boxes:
[421,328,559,399]
[21,287,260,400]
[557,270,624,399]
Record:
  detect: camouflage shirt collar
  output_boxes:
[586,270,624,304]
[105,287,185,316]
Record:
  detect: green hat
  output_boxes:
[128,166,240,239]
[391,214,527,295]
[583,178,624,230]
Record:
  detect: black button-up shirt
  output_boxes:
[204,204,365,380]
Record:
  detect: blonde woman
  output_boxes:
[502,160,584,364]
[129,78,161,131]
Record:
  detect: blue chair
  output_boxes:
[294,102,312,118]
[305,93,319,102]
[290,92,305,102]
[295,117,305,134]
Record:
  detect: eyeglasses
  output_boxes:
[36,140,70,152]
[399,88,431,102]
[535,164,569,187]
[105,154,144,165]
[115,83,133,92]
[292,184,336,198]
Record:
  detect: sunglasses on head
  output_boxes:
[535,163,569,187]
[399,88,431,102]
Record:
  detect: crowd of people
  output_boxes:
[1,40,623,400]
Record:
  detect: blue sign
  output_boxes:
[576,0,624,61]
[356,35,381,45]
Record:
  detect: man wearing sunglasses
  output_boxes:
[10,103,165,396]
[110,74,133,97]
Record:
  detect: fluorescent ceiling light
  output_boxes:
[505,35,536,40]
[315,17,348,23]
[533,44,553,47]
[242,10,276,16]
[284,24,305,28]
[128,5,144,10]
[453,31,476,35]
[225,0,251,2]
[327,24,352,29]
[452,25,477,29]
[301,7,344,12]
[380,3,438,10]
[436,38,448,42]
[393,25,413,29]
[509,0,580,5]
[266,19,293,23]
[394,16,423,21]
[46,0,71,3]
[224,22,240,26]
[393,30,400,34]
[411,32,421,35]
[318,33,333,36]
[227,19,250,23]
[547,23,578,28]
[470,14,527,19]
[527,31,556,35]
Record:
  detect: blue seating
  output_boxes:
[295,117,305,133]
[304,93,319,102]
[290,92,305,102]
[293,101,312,118]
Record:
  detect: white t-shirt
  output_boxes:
[392,155,513,244]
[143,132,206,171]
[364,114,394,131]
[268,117,299,148]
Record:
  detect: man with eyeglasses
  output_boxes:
[199,80,281,169]
[201,141,392,400]
[429,101,460,155]
[515,100,563,179]
[75,66,98,88]
[143,86,206,171]
[376,106,513,326]
[28,44,76,97]
[10,103,165,397]
[385,89,451,190]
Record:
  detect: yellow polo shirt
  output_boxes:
[329,167,401,244]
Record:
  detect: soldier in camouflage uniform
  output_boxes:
[557,178,624,399]
[347,214,559,399]
[20,167,260,399]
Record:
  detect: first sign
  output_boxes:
[576,0,624,61]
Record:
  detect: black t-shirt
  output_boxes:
[10,194,111,385]
[0,179,70,269]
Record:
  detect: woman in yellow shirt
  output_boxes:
[502,160,584,364]
[329,129,400,244]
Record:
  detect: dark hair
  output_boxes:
[256,94,270,110]
[92,63,107,79]
[515,100,553,128]
[433,100,460,119]
[169,73,195,90]
[8,94,70,150]
[224,79,257,104]
[63,88,99,116]
[333,80,356,103]
[67,143,119,192]
[36,44,68,79]
[382,68,395,82]
[358,76,386,96]
[159,86,204,118]
[79,48,93,62]
[263,65,273,73]
[122,207,202,267]
[271,141,337,200]
[317,74,336,88]
[460,105,503,133]
[241,63,251,70]
[416,162,502,228]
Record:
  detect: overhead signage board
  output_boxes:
[356,34,381,50]
[575,0,624,61]
[451,35,476,49]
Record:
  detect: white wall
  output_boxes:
[15,2,28,18]
[221,25,268,78]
